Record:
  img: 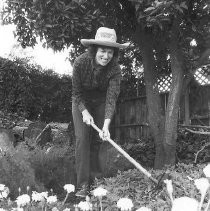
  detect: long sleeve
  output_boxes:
[105,66,121,119]
[72,52,122,117]
[72,57,86,113]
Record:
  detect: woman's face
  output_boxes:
[95,47,114,66]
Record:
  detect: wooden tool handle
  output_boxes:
[90,122,158,184]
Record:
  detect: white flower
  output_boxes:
[194,178,210,195]
[31,191,48,202]
[64,184,75,193]
[0,185,9,199]
[164,179,173,195]
[11,208,24,211]
[187,176,194,181]
[190,39,197,47]
[136,207,152,211]
[26,186,30,192]
[0,184,5,191]
[1,190,9,198]
[172,197,199,211]
[78,201,92,211]
[46,195,57,204]
[203,164,210,178]
[164,179,173,203]
[0,208,7,211]
[117,197,133,211]
[63,208,71,211]
[32,191,46,202]
[52,207,59,211]
[40,191,48,199]
[16,194,31,207]
[86,195,90,202]
[92,187,108,197]
[195,178,210,211]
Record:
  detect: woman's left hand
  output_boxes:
[99,126,110,141]
[99,119,111,141]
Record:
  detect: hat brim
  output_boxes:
[81,39,129,49]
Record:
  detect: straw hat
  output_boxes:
[81,27,129,49]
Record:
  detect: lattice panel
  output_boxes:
[157,74,172,92]
[136,66,209,94]
[137,72,172,93]
[194,66,210,85]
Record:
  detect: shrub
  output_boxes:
[0,138,76,200]
[27,143,76,198]
[0,57,72,122]
[123,128,209,169]
[176,128,210,163]
[0,145,44,199]
[123,137,155,168]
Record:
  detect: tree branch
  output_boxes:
[185,128,210,135]
[179,124,210,129]
[194,142,210,163]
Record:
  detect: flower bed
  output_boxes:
[1,163,210,210]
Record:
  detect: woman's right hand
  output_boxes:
[82,109,94,125]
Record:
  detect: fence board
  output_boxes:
[111,85,210,143]
[135,99,141,138]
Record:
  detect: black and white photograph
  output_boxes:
[0,0,210,210]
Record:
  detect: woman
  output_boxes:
[72,27,128,197]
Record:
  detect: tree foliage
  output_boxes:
[4,0,105,51]
[4,0,209,66]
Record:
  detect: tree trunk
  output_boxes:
[135,21,185,168]
[163,19,185,165]
[135,25,165,169]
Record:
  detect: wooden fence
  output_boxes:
[111,85,210,143]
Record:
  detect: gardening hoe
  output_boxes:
[90,122,159,185]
